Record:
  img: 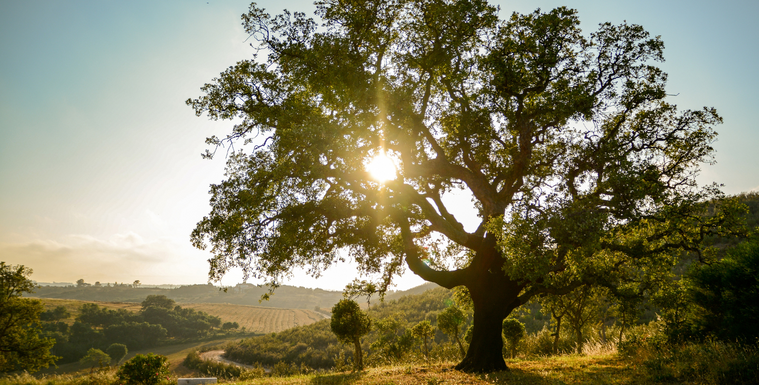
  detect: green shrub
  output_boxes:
[502,318,525,358]
[116,353,170,385]
[689,238,759,343]
[79,348,111,368]
[106,343,128,364]
[620,322,759,384]
[181,350,266,380]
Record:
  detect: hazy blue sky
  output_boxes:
[1,0,757,291]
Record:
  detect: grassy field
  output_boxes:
[221,354,640,385]
[33,298,325,333]
[17,353,648,385]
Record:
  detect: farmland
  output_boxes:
[34,298,326,334]
[180,303,325,333]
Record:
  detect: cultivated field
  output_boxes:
[182,303,326,333]
[34,298,325,333]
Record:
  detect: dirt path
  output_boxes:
[199,350,258,370]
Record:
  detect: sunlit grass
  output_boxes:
[0,354,641,385]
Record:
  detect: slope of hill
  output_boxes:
[222,287,455,369]
[28,283,344,309]
[28,282,441,310]
[36,298,325,334]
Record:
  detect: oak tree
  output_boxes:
[0,263,57,373]
[189,0,738,372]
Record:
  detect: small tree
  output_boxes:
[40,305,70,322]
[80,348,110,368]
[106,343,128,364]
[501,319,525,358]
[371,317,414,363]
[141,295,175,310]
[410,320,436,361]
[330,299,371,371]
[116,353,169,385]
[437,306,467,358]
[222,321,240,331]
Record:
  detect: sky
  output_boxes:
[1,0,757,292]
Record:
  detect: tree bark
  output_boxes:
[404,229,522,373]
[353,337,363,371]
[454,249,521,373]
[455,297,509,372]
[454,333,465,359]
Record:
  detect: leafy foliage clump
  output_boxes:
[688,237,759,342]
[501,319,525,358]
[183,350,265,380]
[106,343,128,364]
[41,296,223,364]
[331,299,372,370]
[79,348,110,368]
[0,262,57,373]
[116,353,170,385]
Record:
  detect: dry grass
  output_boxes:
[0,353,667,384]
[215,354,642,385]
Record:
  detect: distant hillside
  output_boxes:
[27,281,440,310]
[36,298,325,334]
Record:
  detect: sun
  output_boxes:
[366,152,397,183]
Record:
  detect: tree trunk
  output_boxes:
[454,333,465,359]
[406,232,521,373]
[553,315,562,353]
[455,300,508,372]
[353,337,363,371]
[454,265,519,373]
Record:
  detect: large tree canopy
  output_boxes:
[188,0,740,372]
[0,263,57,373]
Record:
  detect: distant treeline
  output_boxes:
[29,280,443,311]
[40,295,229,364]
[29,283,346,310]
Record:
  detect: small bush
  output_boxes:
[106,343,128,364]
[79,348,111,368]
[182,350,265,380]
[520,326,574,357]
[502,318,525,358]
[621,322,759,384]
[116,353,170,385]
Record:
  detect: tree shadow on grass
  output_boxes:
[477,368,554,385]
[484,356,642,385]
[310,371,364,385]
